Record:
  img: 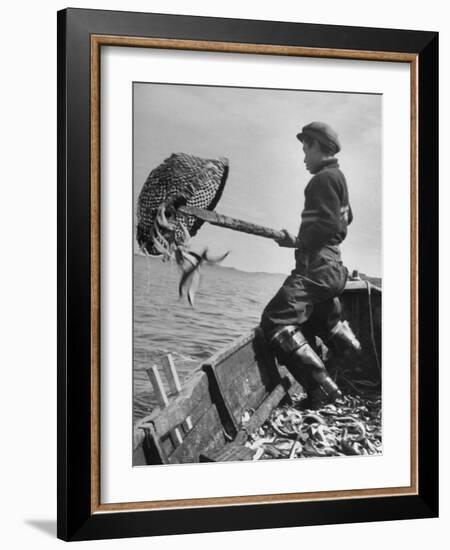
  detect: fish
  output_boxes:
[137,153,229,256]
[148,195,231,304]
[155,202,177,232]
[246,391,381,460]
[178,248,229,306]
[289,438,302,459]
[178,251,204,306]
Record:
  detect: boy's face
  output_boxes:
[302,140,324,174]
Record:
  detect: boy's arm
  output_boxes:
[275,229,299,248]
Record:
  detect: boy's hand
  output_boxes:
[275,229,298,248]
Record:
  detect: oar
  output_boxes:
[177,205,284,241]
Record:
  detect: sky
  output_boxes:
[133,83,382,277]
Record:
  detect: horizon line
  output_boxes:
[134,252,382,280]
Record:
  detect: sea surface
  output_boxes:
[133,254,285,422]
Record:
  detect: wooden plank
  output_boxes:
[240,379,291,438]
[204,330,255,367]
[146,365,182,446]
[200,443,256,462]
[169,405,226,464]
[132,442,148,466]
[146,365,169,408]
[344,279,382,292]
[144,424,170,465]
[144,371,211,437]
[132,423,171,465]
[254,327,283,388]
[161,354,182,395]
[202,329,281,430]
[336,284,382,380]
[161,354,193,431]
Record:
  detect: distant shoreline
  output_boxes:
[134,252,382,286]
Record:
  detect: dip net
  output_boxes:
[136,153,229,256]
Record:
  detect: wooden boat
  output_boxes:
[133,277,381,466]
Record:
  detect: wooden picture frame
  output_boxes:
[57,8,438,541]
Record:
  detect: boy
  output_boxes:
[260,122,361,407]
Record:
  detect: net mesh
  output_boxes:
[136,153,229,255]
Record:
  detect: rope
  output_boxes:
[365,281,381,374]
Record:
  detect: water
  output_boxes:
[133,254,285,421]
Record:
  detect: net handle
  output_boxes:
[178,205,285,241]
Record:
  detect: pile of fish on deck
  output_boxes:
[243,385,382,460]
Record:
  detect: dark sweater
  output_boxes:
[296,158,353,255]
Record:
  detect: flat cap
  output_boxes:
[296,121,341,154]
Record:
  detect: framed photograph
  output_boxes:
[57,8,438,541]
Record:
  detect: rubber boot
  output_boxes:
[283,360,334,410]
[326,320,362,356]
[287,346,341,402]
[270,325,342,407]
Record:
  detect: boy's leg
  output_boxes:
[260,275,340,405]
[306,297,361,355]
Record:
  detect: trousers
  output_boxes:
[260,245,348,342]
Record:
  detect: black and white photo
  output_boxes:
[132,83,382,466]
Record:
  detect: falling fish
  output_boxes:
[177,248,229,306]
[137,153,229,256]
